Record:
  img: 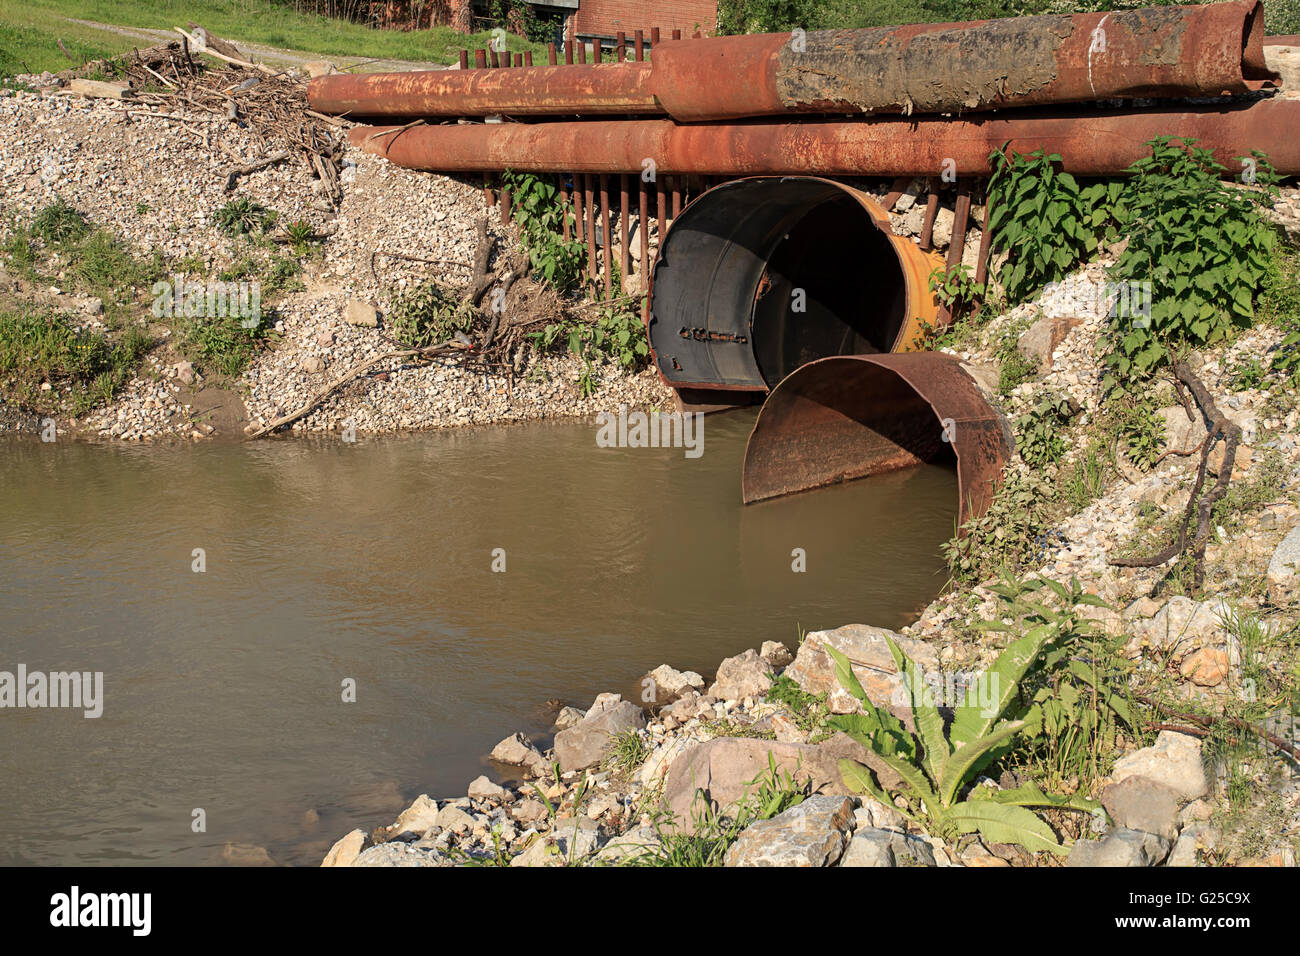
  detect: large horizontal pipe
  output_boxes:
[309,62,657,118]
[349,96,1300,176]
[650,1,1277,120]
[312,2,1277,120]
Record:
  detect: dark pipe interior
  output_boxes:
[751,192,906,385]
[648,178,908,391]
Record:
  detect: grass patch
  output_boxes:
[0,16,119,78]
[0,306,147,414]
[604,730,651,774]
[1,0,548,79]
[175,309,271,377]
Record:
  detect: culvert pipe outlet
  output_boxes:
[647,177,943,393]
[741,353,1011,526]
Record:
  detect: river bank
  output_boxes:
[0,70,673,443]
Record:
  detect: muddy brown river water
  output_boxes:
[0,412,956,865]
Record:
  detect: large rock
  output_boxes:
[1101,776,1183,839]
[760,641,794,668]
[1017,314,1082,371]
[467,775,510,803]
[1067,828,1170,867]
[343,299,379,327]
[839,827,895,867]
[661,735,888,829]
[489,732,549,777]
[1158,405,1209,456]
[643,664,706,705]
[321,829,368,867]
[707,648,774,701]
[390,795,440,839]
[434,804,475,834]
[509,820,603,867]
[553,700,645,772]
[1167,824,1218,867]
[637,736,690,788]
[353,842,444,867]
[593,826,661,864]
[724,796,855,867]
[786,623,938,715]
[1124,597,1230,659]
[510,799,550,826]
[1266,524,1300,603]
[1110,731,1208,802]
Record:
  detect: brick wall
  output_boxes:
[570,0,717,40]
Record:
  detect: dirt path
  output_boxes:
[64,18,446,73]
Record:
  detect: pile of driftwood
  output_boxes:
[68,30,345,206]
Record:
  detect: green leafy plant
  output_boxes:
[1104,139,1277,387]
[0,306,146,414]
[502,169,585,294]
[529,301,649,396]
[388,280,477,349]
[927,262,986,324]
[827,584,1103,854]
[987,147,1123,305]
[943,469,1054,583]
[1112,391,1166,472]
[979,576,1134,794]
[765,675,830,737]
[1016,394,1073,468]
[176,310,271,377]
[284,219,316,257]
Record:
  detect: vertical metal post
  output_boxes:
[600,174,612,299]
[919,187,940,252]
[585,174,597,280]
[619,174,630,291]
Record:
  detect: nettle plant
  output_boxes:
[502,169,586,294]
[987,146,1124,305]
[1016,393,1074,468]
[927,263,986,323]
[827,577,1106,855]
[1105,138,1277,387]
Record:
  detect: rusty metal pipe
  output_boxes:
[311,3,1276,120]
[310,61,656,118]
[651,1,1276,120]
[741,353,1010,524]
[349,96,1300,176]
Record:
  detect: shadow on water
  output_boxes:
[0,411,957,865]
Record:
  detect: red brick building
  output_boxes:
[541,0,718,48]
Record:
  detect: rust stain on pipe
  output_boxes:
[348,96,1300,176]
[312,3,1276,120]
[741,353,1010,526]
